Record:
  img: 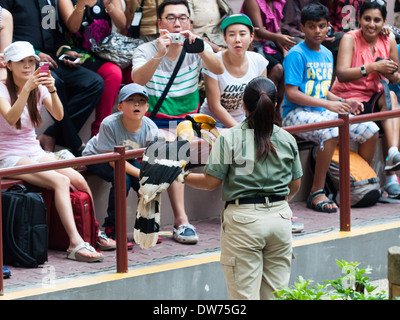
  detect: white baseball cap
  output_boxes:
[4,41,40,63]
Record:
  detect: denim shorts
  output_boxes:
[283,108,379,150]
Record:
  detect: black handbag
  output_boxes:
[2,184,48,267]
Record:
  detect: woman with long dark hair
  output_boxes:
[183,76,303,299]
[0,41,114,262]
[331,0,400,198]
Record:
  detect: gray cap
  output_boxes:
[118,83,149,103]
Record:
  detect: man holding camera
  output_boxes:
[131,0,223,244]
[132,0,223,123]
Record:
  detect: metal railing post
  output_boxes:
[114,146,128,273]
[338,113,351,231]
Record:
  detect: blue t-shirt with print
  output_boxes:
[282,41,334,118]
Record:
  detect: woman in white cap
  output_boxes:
[0,41,115,262]
[199,14,268,128]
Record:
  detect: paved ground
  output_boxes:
[3,197,400,295]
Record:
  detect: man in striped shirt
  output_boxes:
[132,0,223,244]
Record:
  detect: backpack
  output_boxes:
[1,184,48,267]
[326,147,381,208]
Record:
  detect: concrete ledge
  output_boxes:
[3,221,399,300]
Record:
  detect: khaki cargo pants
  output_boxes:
[220,200,293,300]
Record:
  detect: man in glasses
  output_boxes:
[132,0,223,245]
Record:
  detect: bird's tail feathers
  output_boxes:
[134,194,161,249]
[138,182,170,207]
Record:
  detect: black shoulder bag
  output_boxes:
[149,48,186,119]
[149,38,205,119]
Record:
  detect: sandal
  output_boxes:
[97,231,117,251]
[67,242,104,263]
[307,189,337,213]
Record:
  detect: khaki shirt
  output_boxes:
[205,123,303,201]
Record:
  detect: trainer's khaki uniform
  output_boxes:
[205,123,303,299]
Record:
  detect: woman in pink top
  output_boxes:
[0,41,115,262]
[331,1,400,198]
[241,0,295,122]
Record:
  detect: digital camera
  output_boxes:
[170,33,184,44]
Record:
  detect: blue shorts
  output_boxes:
[283,108,379,150]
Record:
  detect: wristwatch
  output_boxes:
[360,65,368,77]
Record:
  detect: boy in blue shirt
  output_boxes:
[282,3,379,213]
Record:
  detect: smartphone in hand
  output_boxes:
[59,54,81,64]
[39,62,49,74]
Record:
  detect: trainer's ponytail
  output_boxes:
[243,77,277,161]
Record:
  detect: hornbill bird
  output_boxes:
[133,114,219,249]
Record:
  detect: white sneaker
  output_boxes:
[384,151,400,171]
[384,181,400,199]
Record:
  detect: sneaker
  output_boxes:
[173,224,199,244]
[3,266,11,279]
[384,151,400,171]
[105,226,134,250]
[291,218,304,233]
[384,181,400,199]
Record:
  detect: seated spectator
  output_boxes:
[281,0,344,67]
[188,0,233,52]
[83,83,158,248]
[0,41,115,262]
[331,0,400,198]
[58,0,128,137]
[0,0,104,157]
[131,0,223,244]
[199,14,268,128]
[282,3,379,213]
[240,0,294,117]
[0,6,12,81]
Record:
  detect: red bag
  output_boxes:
[43,185,99,251]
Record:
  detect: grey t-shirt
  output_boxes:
[83,112,158,156]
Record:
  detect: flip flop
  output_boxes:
[97,231,116,251]
[67,242,104,263]
[307,189,337,213]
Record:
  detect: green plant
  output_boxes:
[275,259,388,300]
[274,276,329,300]
[326,260,387,300]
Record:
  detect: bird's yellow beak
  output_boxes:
[185,114,220,145]
[176,120,195,143]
